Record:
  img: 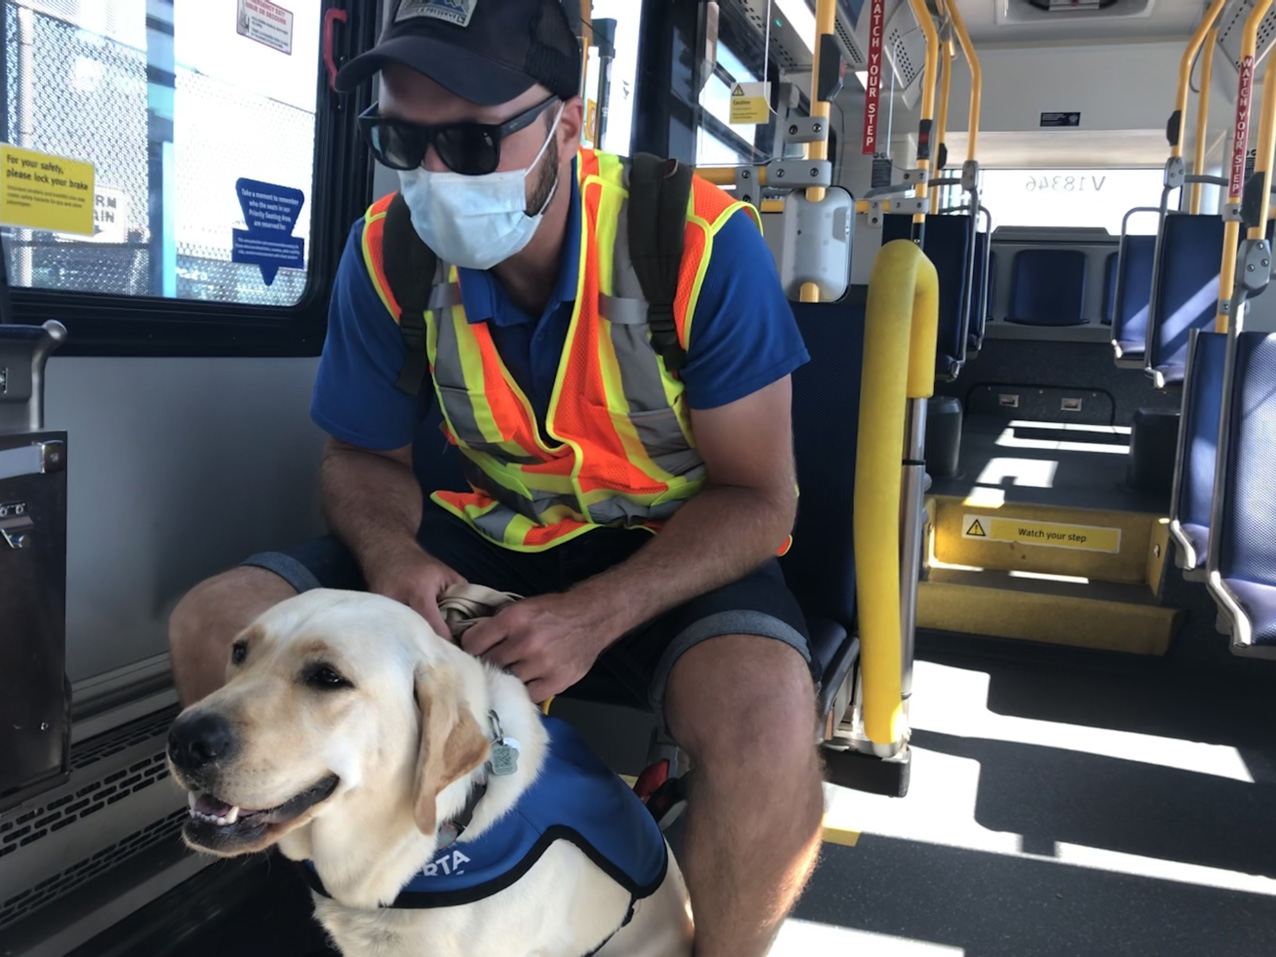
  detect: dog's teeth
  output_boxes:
[187,793,197,811]
[225,806,240,825]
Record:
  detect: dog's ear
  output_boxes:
[412,664,491,836]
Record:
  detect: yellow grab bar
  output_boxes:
[928,35,953,207]
[1190,28,1218,214]
[906,0,940,223]
[945,0,981,162]
[1216,0,1273,331]
[855,240,938,749]
[1247,41,1276,241]
[799,0,839,303]
[695,166,764,187]
[1175,0,1228,161]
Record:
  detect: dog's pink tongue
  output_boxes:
[195,794,234,817]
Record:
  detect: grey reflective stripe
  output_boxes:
[470,506,516,544]
[599,293,647,326]
[462,459,578,520]
[604,197,704,478]
[433,308,467,391]
[429,282,462,310]
[588,496,688,526]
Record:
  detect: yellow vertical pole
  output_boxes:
[905,0,940,226]
[945,0,980,163]
[1245,43,1276,242]
[928,36,952,208]
[1190,29,1218,215]
[799,0,839,303]
[1175,0,1229,161]
[1215,0,1272,332]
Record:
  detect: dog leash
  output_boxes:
[436,583,556,715]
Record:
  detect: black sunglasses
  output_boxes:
[358,95,559,176]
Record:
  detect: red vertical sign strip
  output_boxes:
[1231,55,1255,199]
[862,0,885,154]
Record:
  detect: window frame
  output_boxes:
[0,0,378,358]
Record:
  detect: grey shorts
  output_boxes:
[244,505,815,730]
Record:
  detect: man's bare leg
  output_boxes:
[665,634,824,957]
[168,567,298,705]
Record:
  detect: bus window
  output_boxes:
[697,36,767,167]
[978,168,1168,234]
[1,0,323,307]
[582,0,641,155]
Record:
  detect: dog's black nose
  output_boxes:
[168,712,234,772]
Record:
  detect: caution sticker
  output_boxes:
[730,82,771,125]
[0,145,94,235]
[962,515,1122,554]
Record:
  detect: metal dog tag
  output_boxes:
[489,738,520,776]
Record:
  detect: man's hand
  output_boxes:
[365,548,468,640]
[461,594,613,703]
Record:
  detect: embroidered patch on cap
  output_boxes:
[396,0,476,28]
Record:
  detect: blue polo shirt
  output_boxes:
[311,161,810,453]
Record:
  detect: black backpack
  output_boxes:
[379,152,695,396]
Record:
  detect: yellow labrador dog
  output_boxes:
[166,588,693,957]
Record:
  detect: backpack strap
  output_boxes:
[382,192,439,396]
[627,153,693,373]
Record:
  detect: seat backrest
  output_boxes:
[1006,248,1088,326]
[1146,214,1225,386]
[1171,330,1227,533]
[1110,233,1157,354]
[778,300,865,630]
[1214,331,1276,584]
[882,214,971,380]
[1102,251,1118,325]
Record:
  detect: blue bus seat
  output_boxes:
[410,304,863,728]
[1145,214,1225,388]
[1110,233,1157,364]
[1168,330,1226,578]
[1210,332,1276,651]
[1005,248,1088,326]
[883,215,971,379]
[1102,251,1118,325]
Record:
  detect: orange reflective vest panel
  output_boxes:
[360,148,775,552]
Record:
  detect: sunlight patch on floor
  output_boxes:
[768,919,963,955]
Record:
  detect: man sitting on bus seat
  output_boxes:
[166,3,822,956]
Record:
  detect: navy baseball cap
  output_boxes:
[334,0,581,106]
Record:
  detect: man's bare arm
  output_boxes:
[320,437,465,635]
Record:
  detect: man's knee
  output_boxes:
[169,566,297,702]
[666,634,819,773]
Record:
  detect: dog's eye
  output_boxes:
[303,664,353,690]
[230,641,248,666]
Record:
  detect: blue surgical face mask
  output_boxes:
[397,104,565,271]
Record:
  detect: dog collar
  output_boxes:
[436,710,519,850]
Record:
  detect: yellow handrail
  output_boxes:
[1175,0,1228,161]
[1190,28,1218,214]
[1247,42,1276,241]
[906,0,940,224]
[1216,0,1273,331]
[799,0,839,303]
[945,0,981,162]
[855,240,938,749]
[694,166,763,187]
[928,35,952,207]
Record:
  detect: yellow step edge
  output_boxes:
[930,495,1163,586]
[917,579,1181,654]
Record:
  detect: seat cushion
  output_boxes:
[1224,579,1276,646]
[808,616,849,681]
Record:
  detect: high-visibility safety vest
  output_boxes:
[360,148,766,552]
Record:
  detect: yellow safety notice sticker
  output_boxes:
[962,514,1122,553]
[730,82,771,125]
[0,145,94,235]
